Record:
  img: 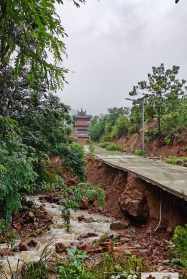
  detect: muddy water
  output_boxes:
[0,196,114,278]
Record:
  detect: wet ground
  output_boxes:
[0,196,114,278]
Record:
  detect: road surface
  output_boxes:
[94,147,187,201]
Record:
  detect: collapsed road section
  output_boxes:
[86,149,187,230]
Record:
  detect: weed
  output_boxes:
[57,251,147,279]
[99,142,122,152]
[0,222,18,249]
[134,149,145,156]
[61,206,71,232]
[166,156,187,167]
[163,136,173,145]
[171,225,187,267]
[105,143,122,152]
[21,261,48,279]
[92,253,146,279]
[58,248,92,279]
[144,129,159,143]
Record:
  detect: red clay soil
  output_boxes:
[86,156,187,230]
[12,199,52,239]
[116,129,187,158]
[49,156,79,186]
[86,156,128,219]
[86,156,187,273]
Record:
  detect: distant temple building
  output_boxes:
[74,110,92,143]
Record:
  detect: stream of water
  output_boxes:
[0,196,114,278]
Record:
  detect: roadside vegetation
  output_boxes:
[172,225,187,268]
[99,142,123,152]
[165,156,187,167]
[89,64,187,157]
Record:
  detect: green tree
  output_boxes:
[0,117,37,222]
[129,64,186,135]
[111,115,129,138]
[0,0,85,91]
[89,116,105,142]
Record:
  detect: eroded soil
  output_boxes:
[86,155,187,274]
[0,155,186,277]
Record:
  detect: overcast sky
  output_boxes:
[59,0,187,115]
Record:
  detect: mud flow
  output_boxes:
[0,195,114,278]
[0,156,186,278]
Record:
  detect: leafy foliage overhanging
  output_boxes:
[0,0,86,223]
[0,0,85,91]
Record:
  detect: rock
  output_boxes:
[77,215,85,222]
[55,242,67,254]
[110,221,129,230]
[78,232,98,239]
[19,242,28,251]
[39,195,60,204]
[80,197,89,210]
[27,239,38,248]
[100,240,113,252]
[77,243,104,254]
[77,242,91,252]
[0,248,14,257]
[133,243,142,249]
[28,211,35,219]
[113,245,132,256]
[119,174,149,223]
[12,222,22,231]
[23,211,35,224]
[77,215,95,223]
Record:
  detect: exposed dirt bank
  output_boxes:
[86,155,187,273]
[86,156,187,230]
[115,130,187,157]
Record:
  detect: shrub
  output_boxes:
[105,143,122,152]
[111,115,129,139]
[172,225,187,267]
[92,253,146,279]
[99,142,122,152]
[58,250,146,279]
[89,117,105,142]
[166,156,187,166]
[53,143,85,181]
[58,248,93,279]
[62,183,105,209]
[134,149,145,156]
[99,142,110,148]
[145,129,159,143]
[163,135,173,145]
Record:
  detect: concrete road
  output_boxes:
[94,147,187,201]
